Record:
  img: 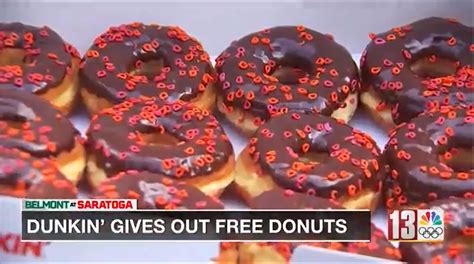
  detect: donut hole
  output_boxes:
[297,142,329,164]
[0,49,34,67]
[0,120,31,146]
[129,56,169,81]
[409,56,457,78]
[0,120,26,138]
[0,109,32,129]
[299,151,329,164]
[270,56,312,84]
[439,147,474,172]
[138,131,183,147]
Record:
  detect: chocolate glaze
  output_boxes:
[93,170,223,209]
[251,189,341,209]
[0,147,77,198]
[216,26,359,122]
[0,88,79,157]
[248,112,382,200]
[86,98,233,178]
[80,23,214,104]
[361,17,473,124]
[384,106,474,208]
[399,198,474,263]
[0,22,79,93]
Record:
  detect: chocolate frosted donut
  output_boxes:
[400,198,473,263]
[216,190,401,264]
[360,17,473,129]
[93,170,223,209]
[215,26,360,135]
[80,22,216,115]
[0,89,86,184]
[0,147,77,198]
[0,22,81,113]
[384,106,473,209]
[86,98,235,196]
[234,112,383,209]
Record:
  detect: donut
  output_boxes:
[0,147,78,198]
[215,190,401,263]
[0,22,81,114]
[234,112,383,209]
[80,22,216,115]
[0,89,86,184]
[399,198,473,263]
[93,170,224,209]
[215,26,360,135]
[360,17,473,129]
[384,106,473,209]
[86,98,235,196]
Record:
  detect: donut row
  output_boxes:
[1,18,472,131]
[4,88,471,209]
[0,17,472,263]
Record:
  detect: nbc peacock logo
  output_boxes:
[419,211,443,226]
[417,210,444,241]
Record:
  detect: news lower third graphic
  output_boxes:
[388,209,445,242]
[21,199,371,242]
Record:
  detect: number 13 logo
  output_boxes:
[389,210,417,240]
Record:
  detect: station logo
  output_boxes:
[388,209,444,242]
